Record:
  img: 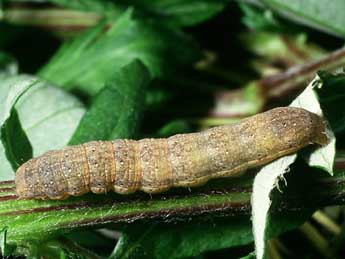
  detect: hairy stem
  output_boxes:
[0,154,345,244]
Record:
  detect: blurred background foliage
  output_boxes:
[2,0,345,258]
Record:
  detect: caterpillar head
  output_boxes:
[15,151,70,200]
[15,158,40,199]
[268,107,329,149]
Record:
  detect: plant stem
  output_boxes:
[1,156,345,244]
[300,222,334,259]
[312,210,341,235]
[211,47,345,119]
[261,47,345,98]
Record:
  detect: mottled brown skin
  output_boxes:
[15,107,328,200]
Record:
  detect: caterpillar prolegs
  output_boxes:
[15,107,328,200]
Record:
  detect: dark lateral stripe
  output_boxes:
[0,195,18,201]
[0,199,118,216]
[0,180,15,186]
[0,187,16,193]
[60,202,251,229]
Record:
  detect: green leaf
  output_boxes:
[0,74,36,127]
[0,52,17,74]
[38,239,102,259]
[0,227,15,256]
[156,120,192,138]
[0,74,36,180]
[110,210,316,259]
[259,0,345,37]
[15,79,85,157]
[69,60,150,144]
[0,108,32,171]
[123,0,225,27]
[239,252,255,259]
[47,0,225,26]
[0,227,7,256]
[240,3,285,32]
[66,231,115,252]
[110,218,254,259]
[0,74,85,180]
[317,71,345,134]
[41,0,120,15]
[38,8,200,96]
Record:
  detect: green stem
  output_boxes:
[1,155,345,245]
[3,8,100,26]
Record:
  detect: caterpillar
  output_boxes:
[15,107,328,200]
